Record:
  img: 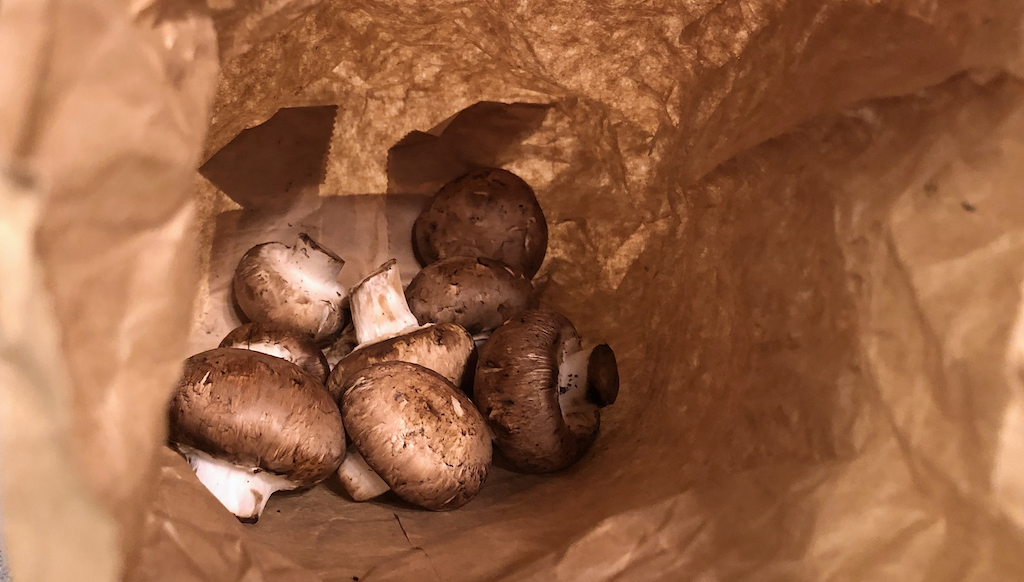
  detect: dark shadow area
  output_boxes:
[228,284,250,328]
[387,101,550,195]
[361,492,431,513]
[200,106,338,212]
[319,471,351,500]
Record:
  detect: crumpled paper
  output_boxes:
[3,0,1024,581]
[1,0,218,577]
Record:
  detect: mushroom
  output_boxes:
[168,348,346,522]
[326,259,474,401]
[405,256,534,341]
[233,233,347,343]
[338,361,491,510]
[322,321,358,369]
[219,322,330,383]
[473,309,619,473]
[412,168,548,279]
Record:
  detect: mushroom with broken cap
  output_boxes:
[168,348,346,522]
[219,321,330,383]
[233,233,348,343]
[338,361,492,510]
[412,168,548,279]
[473,309,619,473]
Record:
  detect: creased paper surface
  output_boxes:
[3,0,1024,581]
[0,0,218,577]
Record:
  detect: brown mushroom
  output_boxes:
[473,309,619,473]
[328,323,473,402]
[168,348,346,522]
[412,168,548,279]
[233,233,347,343]
[338,361,491,510]
[326,259,474,400]
[219,322,330,383]
[322,321,358,369]
[405,256,534,340]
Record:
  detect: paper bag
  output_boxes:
[2,0,1024,581]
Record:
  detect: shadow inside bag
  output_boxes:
[176,93,859,582]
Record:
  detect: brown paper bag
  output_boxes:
[3,0,1024,580]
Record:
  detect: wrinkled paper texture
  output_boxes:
[3,0,1024,581]
[0,0,219,577]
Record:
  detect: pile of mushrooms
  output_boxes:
[166,167,620,523]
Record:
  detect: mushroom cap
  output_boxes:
[327,322,473,402]
[473,309,600,473]
[412,168,548,279]
[405,256,535,335]
[341,361,491,510]
[219,322,330,383]
[233,234,347,343]
[169,348,346,486]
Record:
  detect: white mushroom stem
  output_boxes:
[233,340,296,365]
[337,448,390,501]
[291,233,345,282]
[349,260,421,346]
[259,235,346,327]
[183,448,297,521]
[557,346,597,417]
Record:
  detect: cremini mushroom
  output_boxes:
[326,259,474,401]
[338,361,491,510]
[233,233,347,343]
[219,322,329,383]
[322,321,358,369]
[412,168,548,279]
[405,256,534,341]
[168,348,346,522]
[473,309,619,473]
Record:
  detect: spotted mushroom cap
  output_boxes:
[219,322,330,383]
[341,361,491,510]
[405,256,534,336]
[473,309,600,473]
[169,348,346,487]
[412,168,548,279]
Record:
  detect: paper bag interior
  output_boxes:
[3,1,1024,582]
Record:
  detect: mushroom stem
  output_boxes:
[471,332,490,349]
[239,340,296,364]
[291,233,346,281]
[183,448,297,522]
[557,347,595,414]
[336,447,390,501]
[349,260,421,346]
[558,343,619,412]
